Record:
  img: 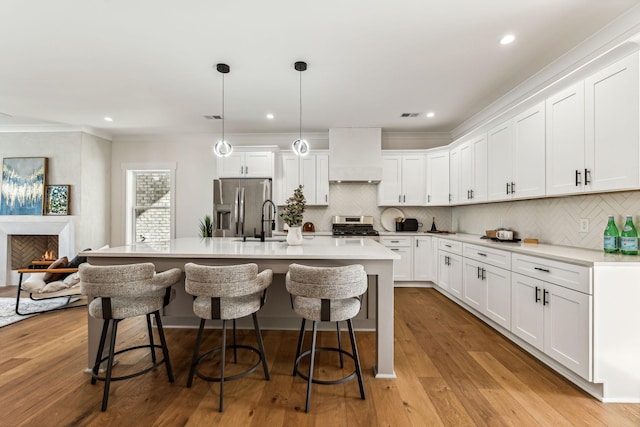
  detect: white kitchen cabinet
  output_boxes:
[380,236,413,281]
[488,102,545,201]
[456,134,488,204]
[378,153,426,206]
[546,82,586,195]
[511,272,591,380]
[426,149,450,206]
[437,239,463,299]
[449,145,461,204]
[547,52,640,196]
[413,235,434,281]
[462,256,511,329]
[280,151,329,206]
[218,151,274,178]
[584,52,639,193]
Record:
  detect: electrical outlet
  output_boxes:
[580,218,589,233]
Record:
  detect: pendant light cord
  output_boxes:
[222,72,225,142]
[299,68,302,141]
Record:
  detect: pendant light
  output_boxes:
[292,61,310,156]
[213,63,233,157]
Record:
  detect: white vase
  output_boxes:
[287,226,304,246]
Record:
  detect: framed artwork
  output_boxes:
[45,185,70,215]
[0,157,47,215]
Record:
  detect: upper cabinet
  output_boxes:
[452,134,488,205]
[547,52,639,195]
[217,151,274,178]
[378,152,426,206]
[426,149,450,206]
[279,151,329,206]
[487,102,546,201]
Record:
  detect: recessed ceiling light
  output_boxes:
[266,114,274,120]
[426,112,435,118]
[104,117,113,122]
[500,34,515,45]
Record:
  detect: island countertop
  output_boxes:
[82,236,400,261]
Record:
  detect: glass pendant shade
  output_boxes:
[292,139,309,156]
[214,140,233,157]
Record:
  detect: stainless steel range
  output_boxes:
[332,215,380,240]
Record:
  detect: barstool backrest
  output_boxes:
[184,263,271,298]
[80,263,178,299]
[286,263,367,300]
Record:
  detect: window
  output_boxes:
[124,165,175,244]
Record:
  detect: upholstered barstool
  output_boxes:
[286,263,367,412]
[79,262,182,411]
[184,262,272,412]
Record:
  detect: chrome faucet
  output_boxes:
[260,199,277,242]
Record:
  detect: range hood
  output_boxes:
[329,128,382,182]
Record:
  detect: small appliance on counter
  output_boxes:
[395,218,421,232]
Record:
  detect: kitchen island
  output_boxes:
[82,236,400,378]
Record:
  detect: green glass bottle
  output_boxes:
[603,215,619,253]
[620,215,638,255]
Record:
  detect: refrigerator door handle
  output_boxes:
[239,187,246,235]
[234,187,240,234]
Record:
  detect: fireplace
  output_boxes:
[0,216,75,285]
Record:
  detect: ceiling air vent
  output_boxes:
[400,113,420,118]
[203,115,222,120]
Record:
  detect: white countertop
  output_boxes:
[82,236,400,261]
[426,232,640,266]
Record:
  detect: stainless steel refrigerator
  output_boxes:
[213,178,274,238]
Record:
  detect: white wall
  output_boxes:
[0,131,111,253]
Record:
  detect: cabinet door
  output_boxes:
[546,82,585,195]
[389,246,412,281]
[585,52,639,193]
[449,145,461,204]
[378,155,402,205]
[426,150,450,205]
[463,258,484,312]
[484,264,511,329]
[471,134,488,202]
[300,156,317,204]
[402,155,426,205]
[511,273,544,351]
[217,152,245,178]
[437,250,451,292]
[316,154,329,205]
[280,154,300,205]
[414,236,433,281]
[487,121,513,201]
[244,152,273,177]
[512,102,546,199]
[544,282,592,380]
[448,253,463,300]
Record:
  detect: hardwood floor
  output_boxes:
[1,286,639,426]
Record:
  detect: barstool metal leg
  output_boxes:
[102,319,120,411]
[92,319,110,384]
[154,311,174,382]
[187,318,206,388]
[252,312,270,380]
[305,320,318,413]
[146,314,156,363]
[294,318,306,376]
[220,319,227,412]
[347,319,366,400]
[336,321,344,368]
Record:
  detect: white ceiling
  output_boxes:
[0,0,638,138]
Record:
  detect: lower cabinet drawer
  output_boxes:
[512,253,591,294]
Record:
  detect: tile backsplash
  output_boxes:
[285,183,639,251]
[452,190,640,250]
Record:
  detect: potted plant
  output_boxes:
[199,214,213,238]
[281,185,306,245]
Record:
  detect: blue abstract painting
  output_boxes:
[0,157,47,215]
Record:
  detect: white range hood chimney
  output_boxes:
[329,127,382,182]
